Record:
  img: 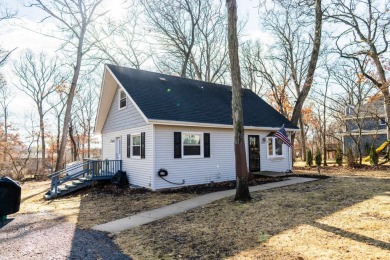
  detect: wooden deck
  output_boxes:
[252,171,293,178]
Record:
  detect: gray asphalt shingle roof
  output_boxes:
[107,64,298,129]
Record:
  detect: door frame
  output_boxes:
[115,136,122,160]
[248,135,260,172]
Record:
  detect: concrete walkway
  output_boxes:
[93,177,317,233]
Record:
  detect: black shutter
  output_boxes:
[141,132,145,159]
[174,132,182,158]
[127,134,131,158]
[204,133,210,158]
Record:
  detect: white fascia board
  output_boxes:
[94,67,108,134]
[340,130,387,136]
[149,119,300,132]
[106,66,150,124]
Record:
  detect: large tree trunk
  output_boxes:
[291,0,323,141]
[226,0,251,202]
[55,25,86,171]
[69,123,78,162]
[384,94,390,140]
[299,117,306,161]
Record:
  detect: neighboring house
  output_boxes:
[342,98,388,155]
[95,64,298,190]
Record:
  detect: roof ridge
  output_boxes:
[106,64,233,90]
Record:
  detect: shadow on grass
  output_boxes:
[312,221,390,251]
[112,176,390,259]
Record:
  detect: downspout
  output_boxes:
[151,124,156,190]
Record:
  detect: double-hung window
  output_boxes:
[132,134,141,157]
[182,133,202,157]
[267,137,284,157]
[119,90,127,109]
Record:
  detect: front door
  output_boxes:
[115,137,122,160]
[248,135,260,172]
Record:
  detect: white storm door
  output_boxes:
[115,137,122,160]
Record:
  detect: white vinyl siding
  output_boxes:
[154,125,234,189]
[256,132,291,172]
[154,126,292,190]
[102,124,153,188]
[102,125,292,190]
[102,87,147,134]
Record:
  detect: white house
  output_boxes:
[95,64,299,190]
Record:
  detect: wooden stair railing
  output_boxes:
[44,159,122,199]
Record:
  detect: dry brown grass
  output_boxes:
[114,176,390,259]
[17,181,196,229]
[294,166,390,179]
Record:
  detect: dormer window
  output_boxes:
[119,90,127,109]
[379,118,386,126]
[345,106,354,116]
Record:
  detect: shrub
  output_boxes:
[346,148,355,167]
[315,148,322,166]
[306,149,313,166]
[369,146,378,165]
[335,147,343,166]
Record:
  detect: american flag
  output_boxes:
[275,125,292,147]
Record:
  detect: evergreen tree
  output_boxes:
[306,149,313,166]
[315,148,322,166]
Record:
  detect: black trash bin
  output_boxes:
[0,176,21,220]
[111,170,128,188]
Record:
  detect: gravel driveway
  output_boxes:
[0,213,130,260]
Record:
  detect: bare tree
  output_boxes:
[241,40,291,115]
[0,1,17,67]
[74,83,98,159]
[141,0,201,77]
[0,75,13,162]
[328,61,376,165]
[90,5,149,69]
[188,1,229,82]
[226,0,251,202]
[13,50,63,172]
[29,0,107,171]
[49,84,68,170]
[258,0,323,160]
[327,0,390,139]
[141,0,229,83]
[2,112,37,180]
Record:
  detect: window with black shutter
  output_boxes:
[174,132,181,158]
[141,132,145,159]
[204,133,210,158]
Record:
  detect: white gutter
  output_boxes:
[148,119,300,132]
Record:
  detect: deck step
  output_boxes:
[44,159,121,200]
[79,176,92,181]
